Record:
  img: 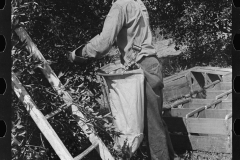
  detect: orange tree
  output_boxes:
[11,0,231,159]
[11,0,122,160]
[144,0,231,70]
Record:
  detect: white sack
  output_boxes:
[101,67,145,156]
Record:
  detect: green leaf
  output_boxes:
[18,130,26,136]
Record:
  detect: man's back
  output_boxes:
[114,0,156,63]
[77,0,156,63]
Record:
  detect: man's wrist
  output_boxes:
[75,47,83,57]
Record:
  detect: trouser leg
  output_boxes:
[163,119,175,160]
[145,82,169,160]
[139,56,174,160]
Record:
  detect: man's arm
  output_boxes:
[73,3,125,60]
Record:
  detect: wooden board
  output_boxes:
[206,90,232,99]
[163,66,231,83]
[163,108,232,119]
[164,70,191,83]
[163,108,195,117]
[207,82,232,91]
[203,109,232,119]
[192,68,232,76]
[191,72,211,88]
[197,67,231,72]
[164,113,232,135]
[163,76,191,102]
[164,75,188,86]
[186,118,232,135]
[222,72,232,82]
[190,67,231,86]
[182,99,232,109]
[170,134,232,153]
[194,67,232,72]
[164,66,231,85]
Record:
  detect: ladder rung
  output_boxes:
[74,142,99,160]
[45,104,70,119]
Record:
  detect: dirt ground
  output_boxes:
[176,150,232,160]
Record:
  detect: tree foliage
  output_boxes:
[11,0,231,159]
[145,0,231,68]
[12,0,120,160]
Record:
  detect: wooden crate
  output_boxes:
[206,82,232,91]
[163,107,232,153]
[163,67,232,103]
[162,66,232,153]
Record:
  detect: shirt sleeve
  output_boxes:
[81,3,125,59]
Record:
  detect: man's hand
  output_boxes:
[68,45,88,64]
[68,51,76,63]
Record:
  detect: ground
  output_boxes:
[176,150,232,160]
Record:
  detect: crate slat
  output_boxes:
[206,90,232,99]
[186,118,231,135]
[204,110,232,119]
[163,108,232,119]
[222,72,232,82]
[182,99,232,109]
[163,108,195,117]
[170,134,232,153]
[162,66,232,154]
[192,68,231,76]
[164,117,231,135]
[163,76,191,102]
[207,82,232,91]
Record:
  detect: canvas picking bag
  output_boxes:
[97,60,145,156]
[96,0,148,156]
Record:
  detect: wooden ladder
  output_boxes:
[12,27,114,160]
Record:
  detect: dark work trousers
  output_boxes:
[138,56,175,160]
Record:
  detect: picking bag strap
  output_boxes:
[124,0,149,68]
[134,0,148,47]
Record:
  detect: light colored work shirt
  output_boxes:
[74,0,156,63]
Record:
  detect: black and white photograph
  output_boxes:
[10,0,233,159]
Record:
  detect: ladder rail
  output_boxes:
[74,142,99,160]
[12,73,74,160]
[14,27,114,160]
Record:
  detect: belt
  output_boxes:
[138,55,158,63]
